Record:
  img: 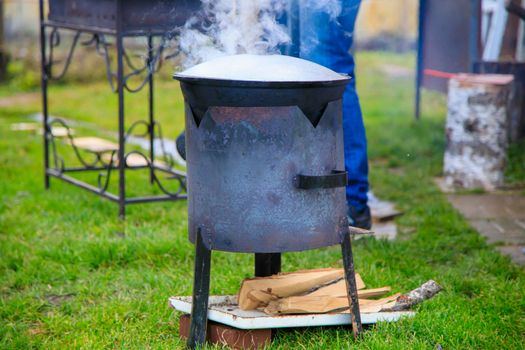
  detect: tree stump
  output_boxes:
[444,74,514,190]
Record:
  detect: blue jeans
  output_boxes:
[287,0,369,211]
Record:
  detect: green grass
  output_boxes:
[1,51,524,349]
[506,140,525,190]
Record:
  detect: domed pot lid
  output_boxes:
[174,54,350,87]
[174,54,351,126]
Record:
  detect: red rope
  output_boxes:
[424,69,457,79]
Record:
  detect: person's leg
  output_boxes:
[298,0,370,227]
[342,80,370,228]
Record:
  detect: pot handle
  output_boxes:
[294,170,348,190]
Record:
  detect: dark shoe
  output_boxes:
[348,205,372,230]
[176,132,186,161]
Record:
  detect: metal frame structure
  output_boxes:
[187,228,363,349]
[176,55,364,346]
[39,0,187,217]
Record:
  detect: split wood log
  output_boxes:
[237,269,364,310]
[263,280,441,315]
[358,294,401,313]
[264,293,401,315]
[380,280,442,312]
[356,287,391,299]
[308,279,389,298]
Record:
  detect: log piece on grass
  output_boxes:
[380,280,442,312]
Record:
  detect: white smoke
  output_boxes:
[177,0,346,69]
[178,0,290,68]
[304,0,342,20]
[297,0,344,57]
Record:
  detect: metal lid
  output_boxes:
[175,54,348,83]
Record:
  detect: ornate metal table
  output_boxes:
[39,0,199,217]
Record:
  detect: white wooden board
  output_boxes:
[66,137,118,153]
[169,295,415,330]
[102,153,169,169]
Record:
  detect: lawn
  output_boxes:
[1,51,524,349]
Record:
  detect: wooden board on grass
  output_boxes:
[169,295,415,330]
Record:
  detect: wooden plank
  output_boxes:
[368,192,403,222]
[264,294,401,315]
[10,122,40,131]
[371,207,403,222]
[169,296,416,330]
[11,123,74,137]
[308,281,390,298]
[307,277,368,297]
[358,287,391,298]
[38,127,73,138]
[66,137,118,153]
[102,152,169,168]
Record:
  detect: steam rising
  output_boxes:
[307,0,342,20]
[179,0,289,68]
[177,0,344,69]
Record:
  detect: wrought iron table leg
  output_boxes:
[39,0,50,189]
[116,7,126,218]
[341,230,363,338]
[147,35,155,185]
[254,253,281,277]
[188,230,212,349]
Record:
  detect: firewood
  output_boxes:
[238,268,352,310]
[358,294,401,313]
[262,280,442,315]
[380,280,442,312]
[264,293,401,315]
[264,295,348,315]
[307,279,386,298]
[357,287,391,298]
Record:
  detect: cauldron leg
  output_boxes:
[187,230,212,349]
[341,230,363,338]
[254,253,281,277]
